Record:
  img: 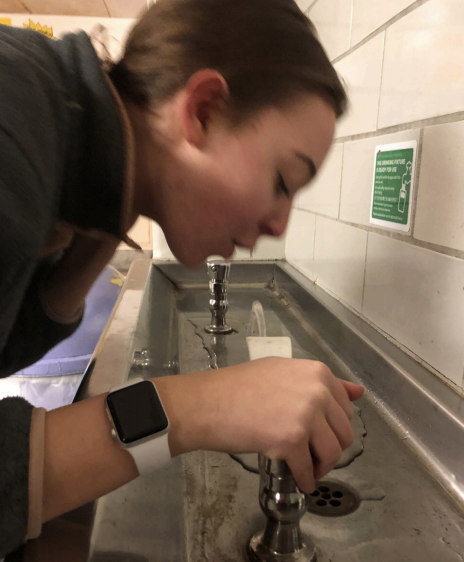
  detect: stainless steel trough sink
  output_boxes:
[11,260,464,562]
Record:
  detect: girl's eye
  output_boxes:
[276,173,290,198]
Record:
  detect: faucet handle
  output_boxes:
[207,260,231,283]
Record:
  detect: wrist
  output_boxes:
[153,372,215,457]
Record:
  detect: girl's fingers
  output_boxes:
[285,443,316,493]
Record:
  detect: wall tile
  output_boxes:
[296,0,314,13]
[313,216,368,311]
[339,129,421,227]
[350,0,415,47]
[285,209,316,278]
[151,222,175,260]
[252,236,286,260]
[309,0,353,60]
[296,143,343,219]
[379,0,464,129]
[119,216,152,251]
[334,32,384,137]
[363,234,464,385]
[232,248,254,261]
[414,120,464,252]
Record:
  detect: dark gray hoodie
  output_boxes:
[0,25,128,556]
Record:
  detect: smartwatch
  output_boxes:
[105,378,171,475]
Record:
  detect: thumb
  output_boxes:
[340,380,365,402]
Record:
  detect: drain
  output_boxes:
[307,480,360,517]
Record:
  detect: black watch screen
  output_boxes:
[106,380,168,444]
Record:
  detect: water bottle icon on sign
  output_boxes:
[398,160,412,213]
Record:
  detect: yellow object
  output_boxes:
[110,275,124,287]
[23,19,55,39]
[0,18,12,26]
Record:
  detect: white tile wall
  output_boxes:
[151,222,175,260]
[309,0,353,60]
[313,216,368,311]
[252,236,286,260]
[286,209,316,278]
[363,234,464,385]
[334,32,385,138]
[286,0,464,393]
[339,129,421,227]
[378,0,464,129]
[350,0,415,47]
[296,143,343,219]
[414,120,464,252]
[296,0,314,13]
[233,248,254,261]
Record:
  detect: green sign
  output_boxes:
[370,141,416,232]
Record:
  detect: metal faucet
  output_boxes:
[205,260,233,335]
[248,456,317,561]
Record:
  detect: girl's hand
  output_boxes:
[155,357,365,492]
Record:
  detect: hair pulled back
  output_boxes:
[109,0,347,122]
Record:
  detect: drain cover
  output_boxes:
[307,480,360,517]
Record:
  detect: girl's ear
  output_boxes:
[180,69,229,147]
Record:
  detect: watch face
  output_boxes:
[107,380,169,444]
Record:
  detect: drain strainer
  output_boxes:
[307,480,360,517]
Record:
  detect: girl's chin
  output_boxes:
[173,241,236,270]
[222,244,236,259]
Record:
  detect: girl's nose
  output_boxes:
[258,204,291,238]
[259,209,290,236]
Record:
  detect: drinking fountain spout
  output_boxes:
[205,260,233,335]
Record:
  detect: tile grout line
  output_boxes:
[292,207,464,260]
[334,111,464,145]
[347,0,354,54]
[331,0,433,65]
[375,31,387,131]
[337,144,345,220]
[410,128,425,239]
[360,231,370,315]
[311,212,317,280]
[305,0,321,15]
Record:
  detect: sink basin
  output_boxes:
[12,260,464,562]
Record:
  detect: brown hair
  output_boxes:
[109,0,347,122]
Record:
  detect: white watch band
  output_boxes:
[129,429,171,476]
[108,378,171,476]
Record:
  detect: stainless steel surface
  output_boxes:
[275,262,464,506]
[11,260,464,562]
[247,456,316,562]
[205,259,233,334]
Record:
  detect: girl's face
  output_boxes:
[132,78,336,268]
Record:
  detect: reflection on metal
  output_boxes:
[248,457,316,562]
[132,348,152,369]
[204,260,233,334]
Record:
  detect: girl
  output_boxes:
[0,0,363,555]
